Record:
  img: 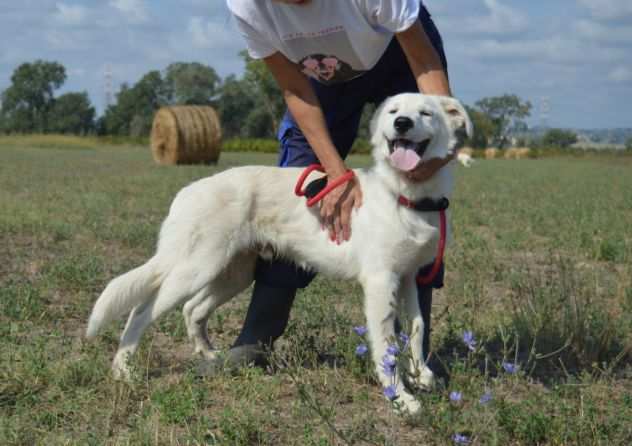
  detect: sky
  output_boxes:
[1,0,631,129]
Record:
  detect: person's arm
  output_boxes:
[396,20,455,182]
[263,51,362,242]
[396,19,451,96]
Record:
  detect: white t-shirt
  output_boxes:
[226,0,420,85]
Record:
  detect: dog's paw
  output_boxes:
[112,357,132,382]
[394,393,422,416]
[414,366,435,390]
[195,346,221,361]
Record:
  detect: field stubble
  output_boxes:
[1,142,631,445]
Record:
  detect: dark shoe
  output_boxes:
[197,282,297,377]
[196,344,268,377]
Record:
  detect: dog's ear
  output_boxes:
[370,97,390,146]
[437,97,473,138]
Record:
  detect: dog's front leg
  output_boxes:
[401,274,435,390]
[362,274,421,415]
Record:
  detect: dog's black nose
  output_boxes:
[394,116,414,134]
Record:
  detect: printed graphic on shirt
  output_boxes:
[299,54,364,85]
[283,29,366,85]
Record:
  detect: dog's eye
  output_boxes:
[420,110,433,117]
[388,109,398,114]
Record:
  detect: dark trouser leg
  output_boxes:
[233,282,296,349]
[417,262,444,361]
[232,258,315,352]
[417,285,433,361]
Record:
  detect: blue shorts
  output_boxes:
[255,4,447,290]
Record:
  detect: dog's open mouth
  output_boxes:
[387,138,431,172]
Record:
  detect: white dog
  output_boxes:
[457,151,475,167]
[86,93,471,414]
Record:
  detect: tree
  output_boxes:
[464,105,495,149]
[47,92,95,134]
[540,128,578,149]
[475,94,532,149]
[215,74,257,138]
[102,71,167,136]
[0,60,66,133]
[626,138,632,151]
[163,62,220,105]
[241,51,284,137]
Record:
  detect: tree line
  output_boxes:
[0,57,582,149]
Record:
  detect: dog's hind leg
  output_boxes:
[112,297,155,380]
[111,262,218,379]
[401,274,435,390]
[183,252,256,360]
[183,290,216,360]
[362,274,421,415]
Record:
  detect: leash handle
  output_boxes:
[417,209,447,286]
[294,164,325,197]
[295,164,356,208]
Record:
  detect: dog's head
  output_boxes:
[370,93,472,173]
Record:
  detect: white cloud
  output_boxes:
[109,0,148,24]
[188,17,236,49]
[577,0,632,21]
[452,0,528,35]
[466,35,627,65]
[609,66,632,83]
[46,30,81,50]
[573,19,632,43]
[53,3,88,26]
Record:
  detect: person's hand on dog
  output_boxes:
[320,174,362,244]
[406,153,456,183]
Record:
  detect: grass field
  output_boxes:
[1,141,631,445]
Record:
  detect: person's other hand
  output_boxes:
[405,153,455,183]
[320,175,362,243]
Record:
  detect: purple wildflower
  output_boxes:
[452,434,471,445]
[386,344,400,356]
[353,326,367,336]
[502,362,519,374]
[479,391,492,405]
[384,384,398,401]
[449,391,462,403]
[399,332,410,347]
[381,354,397,377]
[355,344,368,357]
[462,330,477,352]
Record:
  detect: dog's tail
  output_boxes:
[86,259,161,339]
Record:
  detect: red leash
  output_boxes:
[398,195,447,286]
[416,209,446,286]
[294,164,355,207]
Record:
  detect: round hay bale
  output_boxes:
[150,106,222,165]
[504,148,519,160]
[484,148,499,159]
[516,147,531,159]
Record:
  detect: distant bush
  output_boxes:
[222,137,373,155]
[221,138,278,153]
[0,134,148,149]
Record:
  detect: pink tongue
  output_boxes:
[390,148,421,171]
